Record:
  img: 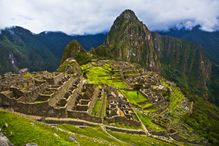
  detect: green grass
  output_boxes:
[135,110,165,132]
[58,124,128,146]
[121,90,152,108]
[109,122,142,130]
[184,96,219,144]
[0,109,75,146]
[144,108,158,113]
[100,94,107,117]
[107,130,174,146]
[82,63,128,88]
[141,102,153,109]
[91,99,102,117]
[161,81,186,113]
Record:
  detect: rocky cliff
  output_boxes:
[152,33,212,96]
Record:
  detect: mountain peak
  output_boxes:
[93,9,160,71]
[120,9,137,18]
[116,9,139,23]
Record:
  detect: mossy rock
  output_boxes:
[60,40,92,65]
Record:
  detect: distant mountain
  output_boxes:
[72,33,107,51]
[0,26,106,74]
[39,31,107,59]
[0,26,58,73]
[159,26,219,64]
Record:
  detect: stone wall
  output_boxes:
[0,91,67,117]
[45,73,65,85]
[42,118,96,126]
[105,116,141,127]
[105,126,145,134]
[49,77,75,106]
[87,87,100,114]
[66,80,84,111]
[10,82,48,103]
[68,110,102,123]
[37,93,54,101]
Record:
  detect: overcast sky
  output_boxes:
[0,0,219,34]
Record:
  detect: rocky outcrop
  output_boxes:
[60,40,91,65]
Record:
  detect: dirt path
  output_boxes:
[99,124,130,146]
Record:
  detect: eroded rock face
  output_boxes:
[93,10,160,71]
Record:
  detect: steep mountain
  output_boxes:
[159,26,219,64]
[60,40,92,65]
[92,9,217,105]
[0,27,106,74]
[152,33,212,96]
[92,10,160,71]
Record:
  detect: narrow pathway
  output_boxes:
[132,107,149,134]
[99,124,130,146]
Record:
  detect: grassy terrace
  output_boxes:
[59,124,173,146]
[91,99,102,116]
[0,109,76,146]
[107,130,174,146]
[91,93,107,118]
[161,81,186,114]
[0,104,170,145]
[135,110,165,132]
[81,62,128,88]
[120,90,154,109]
[58,124,127,146]
[120,90,147,104]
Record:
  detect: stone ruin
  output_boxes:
[0,71,83,117]
[0,71,106,123]
[105,86,141,127]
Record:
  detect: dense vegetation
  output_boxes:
[60,40,92,65]
[183,95,219,144]
[159,26,219,64]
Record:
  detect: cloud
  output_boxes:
[0,0,219,34]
